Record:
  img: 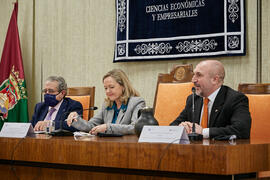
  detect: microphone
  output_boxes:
[191,87,196,133]
[188,87,203,141]
[88,106,98,110]
[49,107,98,136]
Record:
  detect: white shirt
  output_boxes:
[201,87,221,138]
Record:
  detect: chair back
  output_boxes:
[67,87,95,120]
[238,83,270,139]
[153,64,193,126]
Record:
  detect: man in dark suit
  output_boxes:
[31,76,82,132]
[170,60,251,139]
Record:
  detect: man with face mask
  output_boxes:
[170,60,251,139]
[31,76,83,132]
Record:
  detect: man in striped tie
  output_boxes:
[170,60,251,139]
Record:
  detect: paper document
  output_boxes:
[34,130,46,134]
[73,131,95,137]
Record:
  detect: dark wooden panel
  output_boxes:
[238,83,270,94]
[0,135,269,176]
[0,162,235,180]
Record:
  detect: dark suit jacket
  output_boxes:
[31,97,83,132]
[170,85,251,139]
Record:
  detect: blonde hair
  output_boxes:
[103,69,140,107]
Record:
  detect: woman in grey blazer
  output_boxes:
[67,69,145,135]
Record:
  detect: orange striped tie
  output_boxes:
[201,98,209,128]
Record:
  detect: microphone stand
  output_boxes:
[188,87,203,141]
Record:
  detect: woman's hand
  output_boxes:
[66,112,79,127]
[90,124,107,135]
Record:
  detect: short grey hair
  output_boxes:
[46,76,67,92]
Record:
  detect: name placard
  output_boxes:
[138,126,189,144]
[0,123,35,138]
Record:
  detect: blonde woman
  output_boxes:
[67,69,145,135]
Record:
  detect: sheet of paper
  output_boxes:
[73,131,95,137]
[138,126,189,144]
[34,130,46,134]
[0,123,33,138]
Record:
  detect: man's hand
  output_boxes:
[194,123,203,134]
[34,120,50,131]
[179,122,203,135]
[179,121,193,134]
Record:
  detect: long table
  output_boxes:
[0,134,269,180]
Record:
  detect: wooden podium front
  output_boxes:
[0,134,269,180]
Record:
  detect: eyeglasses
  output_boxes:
[42,89,58,94]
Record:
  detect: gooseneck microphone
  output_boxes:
[88,106,98,110]
[191,87,196,133]
[188,87,203,141]
[49,107,98,136]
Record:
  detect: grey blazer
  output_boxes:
[71,96,146,135]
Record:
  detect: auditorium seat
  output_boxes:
[238,83,270,178]
[67,86,95,120]
[153,64,193,126]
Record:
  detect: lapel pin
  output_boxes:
[215,109,218,112]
